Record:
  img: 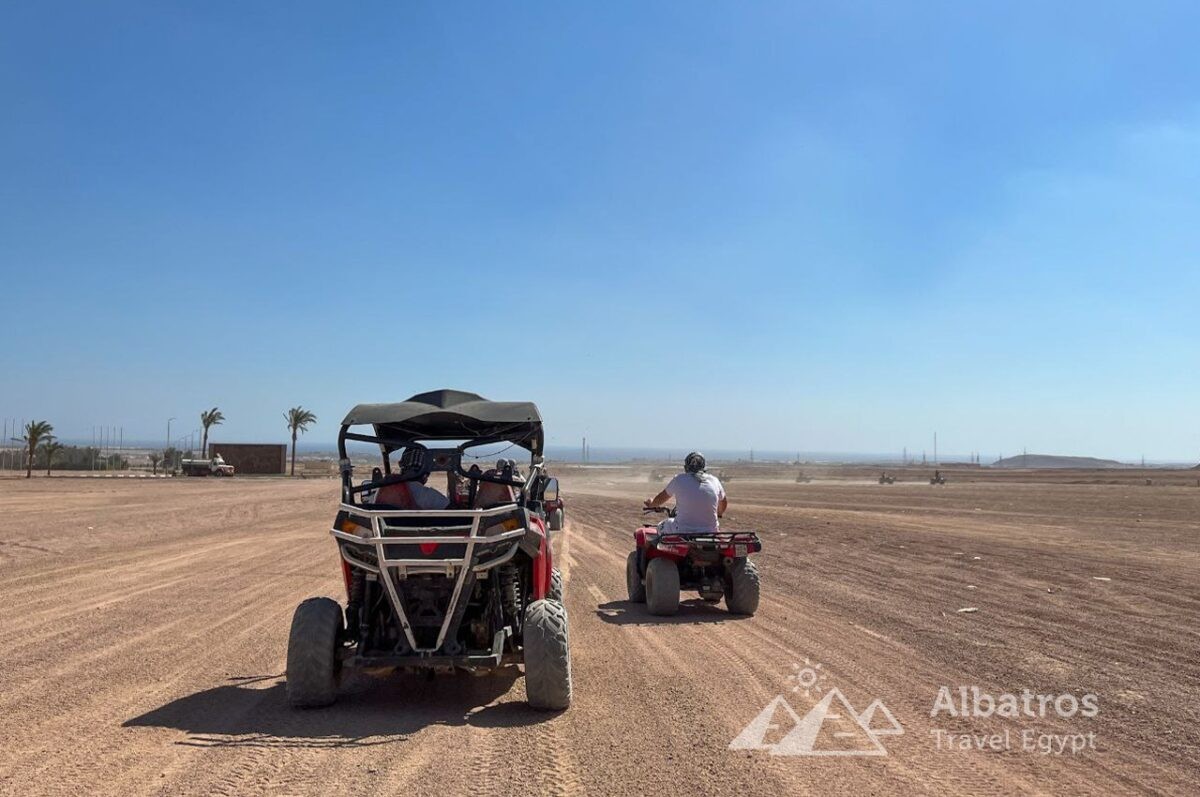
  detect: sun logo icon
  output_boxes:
[786,659,825,698]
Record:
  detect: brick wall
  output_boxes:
[210,443,287,475]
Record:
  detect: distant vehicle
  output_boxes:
[543,476,565,530]
[930,470,946,485]
[180,455,235,477]
[879,472,896,484]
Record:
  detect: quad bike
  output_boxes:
[286,390,571,711]
[878,472,896,484]
[625,506,762,617]
[930,470,946,485]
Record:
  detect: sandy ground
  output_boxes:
[0,472,1197,795]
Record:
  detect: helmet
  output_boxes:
[398,446,429,478]
[684,451,706,474]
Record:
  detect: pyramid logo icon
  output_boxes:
[730,668,903,757]
[730,696,802,750]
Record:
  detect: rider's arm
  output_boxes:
[644,488,671,508]
[718,495,728,518]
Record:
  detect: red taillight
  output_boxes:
[419,542,439,555]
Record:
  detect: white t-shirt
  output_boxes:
[665,472,725,533]
[408,481,450,510]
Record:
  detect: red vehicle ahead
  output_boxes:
[626,506,761,616]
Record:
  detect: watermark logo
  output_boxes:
[929,687,1100,755]
[731,660,903,756]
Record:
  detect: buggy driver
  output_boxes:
[644,452,727,534]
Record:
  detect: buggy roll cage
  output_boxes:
[336,390,547,506]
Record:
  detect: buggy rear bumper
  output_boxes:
[331,503,534,656]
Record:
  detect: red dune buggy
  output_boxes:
[286,390,570,710]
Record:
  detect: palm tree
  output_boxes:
[199,407,224,458]
[15,421,54,478]
[285,406,318,476]
[148,451,162,475]
[41,440,64,476]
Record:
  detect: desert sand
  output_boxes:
[0,469,1196,795]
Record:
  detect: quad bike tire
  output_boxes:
[524,599,572,710]
[548,508,565,531]
[548,567,564,603]
[725,559,761,616]
[626,551,646,603]
[645,557,680,616]
[286,597,343,708]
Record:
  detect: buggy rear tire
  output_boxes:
[524,599,572,711]
[286,597,343,708]
[626,552,646,603]
[645,557,680,616]
[725,559,760,616]
[548,508,564,531]
[548,567,564,603]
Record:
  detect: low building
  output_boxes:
[210,443,287,475]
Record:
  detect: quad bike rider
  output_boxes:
[626,452,762,616]
[286,390,571,711]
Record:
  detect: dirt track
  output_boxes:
[1,474,1197,795]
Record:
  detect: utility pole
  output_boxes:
[903,446,907,465]
[934,432,938,466]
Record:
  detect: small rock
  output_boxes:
[971,556,983,561]
[1092,576,1111,582]
[966,585,976,590]
[957,607,979,613]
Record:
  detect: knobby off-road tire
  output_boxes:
[286,597,343,708]
[626,552,646,603]
[548,508,565,531]
[548,567,564,603]
[524,599,572,711]
[725,559,761,616]
[645,557,680,616]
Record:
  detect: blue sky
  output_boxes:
[1,2,1198,461]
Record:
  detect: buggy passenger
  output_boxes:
[373,448,449,510]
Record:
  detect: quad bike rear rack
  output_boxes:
[331,503,530,658]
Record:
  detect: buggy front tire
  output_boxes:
[524,599,572,711]
[725,559,761,616]
[286,597,343,708]
[626,551,646,603]
[645,557,680,616]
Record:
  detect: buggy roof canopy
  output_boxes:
[341,390,544,454]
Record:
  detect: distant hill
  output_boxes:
[992,454,1127,469]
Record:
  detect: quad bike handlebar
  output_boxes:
[642,505,677,517]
